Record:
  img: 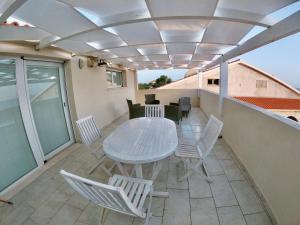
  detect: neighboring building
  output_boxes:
[159,60,300,121]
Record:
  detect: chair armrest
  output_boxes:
[170,102,179,106]
[133,103,141,107]
[153,100,160,104]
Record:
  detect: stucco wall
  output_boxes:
[66,56,136,136]
[199,89,219,117]
[201,62,300,98]
[158,75,200,89]
[271,110,300,122]
[199,89,300,225]
[136,89,199,107]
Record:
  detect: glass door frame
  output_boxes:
[23,59,74,160]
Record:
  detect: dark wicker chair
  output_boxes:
[145,94,160,105]
[170,97,191,117]
[126,99,145,119]
[165,104,182,124]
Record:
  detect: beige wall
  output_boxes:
[65,56,136,137]
[136,89,199,107]
[202,62,300,98]
[158,75,200,89]
[271,110,300,122]
[0,42,137,140]
[199,89,219,118]
[199,89,300,225]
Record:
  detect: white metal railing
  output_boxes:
[145,105,165,118]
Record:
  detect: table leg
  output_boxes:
[151,161,163,181]
[116,162,129,176]
[135,164,143,178]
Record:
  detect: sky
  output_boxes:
[138,2,300,89]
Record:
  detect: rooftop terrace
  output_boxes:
[0,108,273,225]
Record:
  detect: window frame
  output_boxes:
[106,68,125,88]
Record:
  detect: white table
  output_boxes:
[103,117,178,197]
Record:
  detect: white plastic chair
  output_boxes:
[60,170,153,225]
[175,115,223,182]
[76,116,115,176]
[145,105,165,118]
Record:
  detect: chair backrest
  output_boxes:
[197,115,223,158]
[60,170,142,217]
[145,105,164,118]
[180,97,191,106]
[76,116,101,146]
[126,99,133,110]
[145,94,155,104]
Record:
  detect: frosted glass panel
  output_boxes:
[27,63,70,156]
[0,59,37,192]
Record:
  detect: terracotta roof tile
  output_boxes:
[235,97,300,110]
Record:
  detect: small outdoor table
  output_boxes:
[103,117,178,197]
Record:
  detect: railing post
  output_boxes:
[218,59,228,118]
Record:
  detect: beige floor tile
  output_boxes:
[47,204,82,225]
[190,198,219,225]
[2,202,35,225]
[213,145,232,160]
[103,211,133,225]
[163,189,191,225]
[133,216,162,225]
[219,160,244,181]
[231,181,264,214]
[78,203,101,225]
[210,175,238,207]
[188,173,212,198]
[217,206,247,225]
[167,161,188,189]
[205,156,224,176]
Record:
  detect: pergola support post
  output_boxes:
[218,60,228,118]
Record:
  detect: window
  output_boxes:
[207,78,219,85]
[256,80,267,88]
[106,69,124,87]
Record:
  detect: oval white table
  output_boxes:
[103,117,178,197]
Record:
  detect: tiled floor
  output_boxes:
[0,108,273,225]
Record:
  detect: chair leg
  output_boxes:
[98,208,106,225]
[144,190,153,225]
[89,156,113,177]
[202,161,213,183]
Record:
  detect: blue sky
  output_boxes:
[138,2,300,88]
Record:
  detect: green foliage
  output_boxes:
[139,75,172,89]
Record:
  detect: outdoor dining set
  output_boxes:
[60,94,223,225]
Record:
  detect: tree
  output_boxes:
[138,75,172,89]
[154,75,172,87]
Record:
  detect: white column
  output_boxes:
[218,61,228,117]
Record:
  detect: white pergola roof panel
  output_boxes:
[195,43,235,54]
[1,0,298,70]
[170,54,192,61]
[110,21,161,45]
[109,47,141,57]
[148,0,218,17]
[202,21,253,45]
[192,54,216,61]
[0,26,50,41]
[157,19,208,42]
[166,43,197,54]
[136,44,167,55]
[60,0,150,26]
[147,54,171,61]
[13,0,97,37]
[55,40,96,53]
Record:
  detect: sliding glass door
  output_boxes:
[0,59,37,191]
[26,61,73,158]
[0,57,73,193]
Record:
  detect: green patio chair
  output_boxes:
[164,104,182,124]
[126,99,145,119]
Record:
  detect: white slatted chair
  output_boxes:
[76,116,115,176]
[175,115,223,182]
[145,105,165,118]
[60,170,153,225]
